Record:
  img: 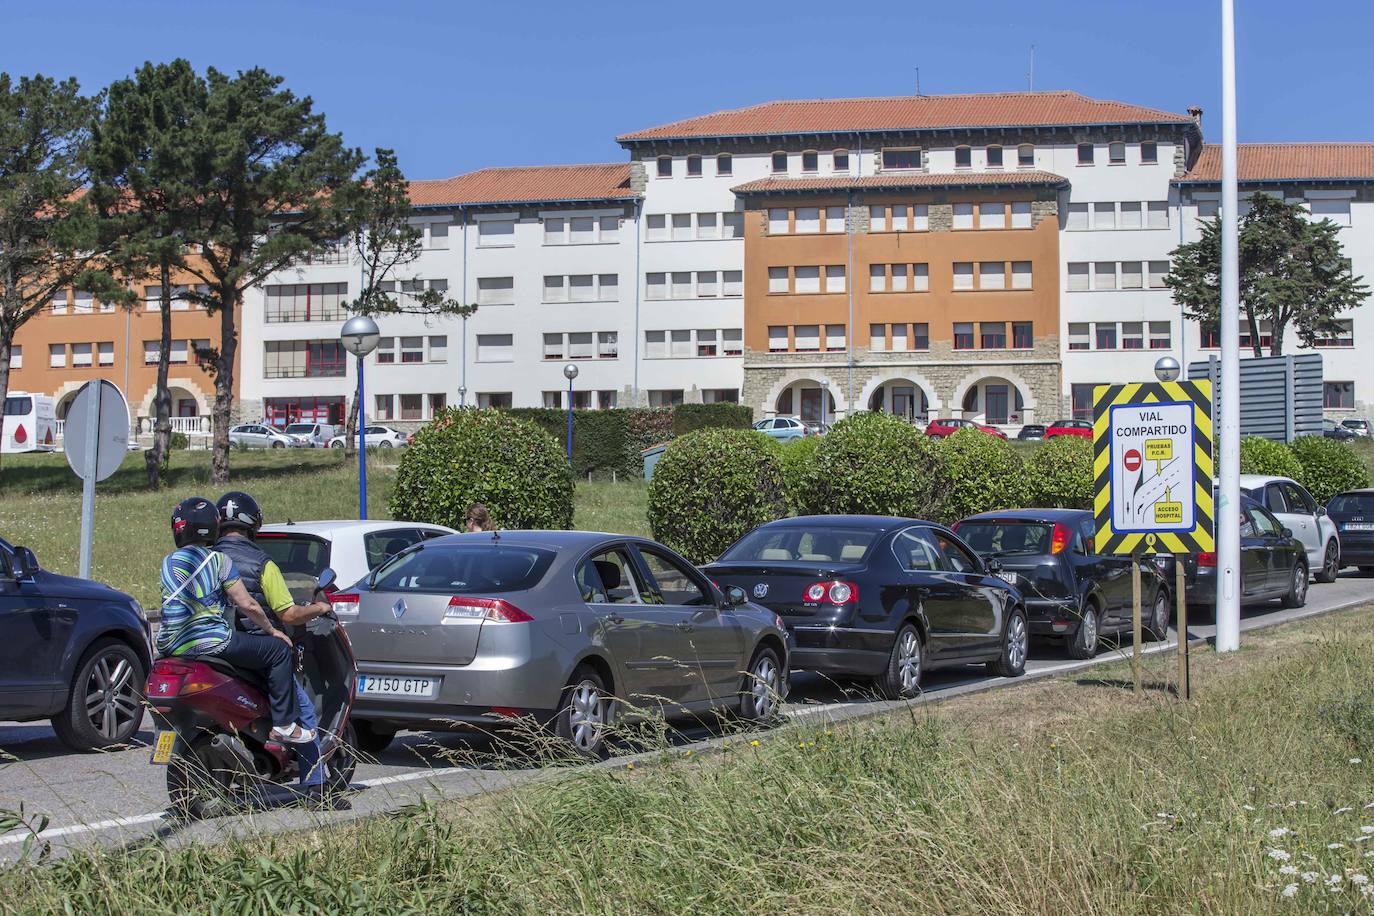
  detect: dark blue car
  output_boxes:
[0,536,151,750]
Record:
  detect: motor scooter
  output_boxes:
[146,569,358,819]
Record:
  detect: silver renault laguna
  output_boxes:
[333,530,789,758]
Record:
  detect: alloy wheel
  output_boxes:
[567,680,606,753]
[1295,565,1309,603]
[85,651,141,740]
[896,629,921,694]
[1153,593,1170,637]
[748,653,780,719]
[1006,614,1028,671]
[1081,604,1099,647]
[1323,542,1339,581]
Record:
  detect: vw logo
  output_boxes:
[752,583,769,599]
[392,598,407,620]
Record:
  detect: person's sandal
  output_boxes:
[270,723,316,744]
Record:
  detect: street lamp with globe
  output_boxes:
[340,315,381,519]
[1154,356,1182,383]
[563,363,579,463]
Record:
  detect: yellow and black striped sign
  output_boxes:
[1093,380,1214,556]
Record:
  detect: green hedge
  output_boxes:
[935,429,1028,523]
[390,409,573,530]
[1023,434,1094,510]
[1238,436,1304,480]
[647,429,787,563]
[1289,436,1370,505]
[671,403,753,436]
[811,412,945,519]
[779,436,822,516]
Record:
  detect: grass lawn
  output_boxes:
[0,450,650,607]
[5,606,1374,912]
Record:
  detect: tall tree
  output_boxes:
[85,59,207,488]
[174,66,364,484]
[1166,192,1369,356]
[339,148,476,445]
[0,74,98,459]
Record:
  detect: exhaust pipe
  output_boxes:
[207,733,258,777]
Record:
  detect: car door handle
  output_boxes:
[606,613,625,626]
[676,621,694,632]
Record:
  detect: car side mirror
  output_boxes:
[316,567,337,594]
[723,584,748,607]
[986,557,1003,573]
[1280,527,1293,539]
[1316,506,1327,517]
[13,547,38,579]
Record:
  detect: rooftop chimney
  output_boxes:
[1187,106,1203,128]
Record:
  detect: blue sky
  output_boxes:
[5,1,1369,180]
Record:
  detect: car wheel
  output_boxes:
[1066,598,1100,660]
[874,623,924,700]
[1281,561,1309,609]
[330,440,344,449]
[379,440,393,449]
[738,645,784,724]
[1145,589,1171,642]
[1315,540,1340,583]
[352,719,395,756]
[990,607,1029,678]
[553,665,612,759]
[52,638,146,752]
[271,441,285,449]
[166,735,233,820]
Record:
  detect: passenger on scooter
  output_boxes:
[214,491,348,808]
[158,497,314,746]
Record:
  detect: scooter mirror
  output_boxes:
[316,568,337,593]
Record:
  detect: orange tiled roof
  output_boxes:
[1177,143,1374,183]
[618,91,1194,142]
[732,171,1068,195]
[408,163,635,206]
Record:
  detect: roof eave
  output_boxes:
[618,119,1197,146]
[409,194,640,209]
[1173,176,1374,186]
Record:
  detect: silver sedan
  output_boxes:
[332,530,790,757]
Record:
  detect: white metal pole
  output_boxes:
[78,382,100,579]
[1216,0,1242,652]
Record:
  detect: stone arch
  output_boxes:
[857,369,944,418]
[950,369,1038,417]
[762,372,849,421]
[135,376,212,420]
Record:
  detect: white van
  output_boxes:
[2,392,56,453]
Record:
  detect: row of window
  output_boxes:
[951,261,1034,291]
[767,321,1037,353]
[869,323,931,352]
[645,270,744,300]
[1195,196,1352,225]
[1067,322,1173,351]
[766,265,849,295]
[645,211,745,241]
[543,214,621,245]
[1066,260,1171,291]
[765,202,1037,235]
[543,331,620,361]
[1065,201,1170,231]
[375,335,447,365]
[765,261,1035,294]
[474,330,744,362]
[374,393,447,422]
[43,340,213,369]
[1070,380,1356,420]
[644,329,743,359]
[265,283,349,323]
[263,340,347,379]
[1196,319,1356,350]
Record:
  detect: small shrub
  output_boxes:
[1238,436,1302,479]
[779,436,822,516]
[936,429,1028,523]
[168,431,189,451]
[811,412,945,520]
[390,408,573,530]
[671,403,753,436]
[647,428,786,563]
[1024,435,1094,509]
[1289,435,1370,505]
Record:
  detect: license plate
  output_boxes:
[1345,523,1374,531]
[996,571,1017,585]
[357,674,439,698]
[150,729,176,765]
[1154,557,1171,569]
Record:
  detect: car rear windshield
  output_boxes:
[3,396,32,416]
[1328,494,1374,514]
[957,520,1056,556]
[373,545,555,594]
[285,424,314,435]
[720,526,879,563]
[256,533,331,578]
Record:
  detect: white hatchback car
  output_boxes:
[327,425,409,449]
[256,519,458,591]
[1240,474,1342,583]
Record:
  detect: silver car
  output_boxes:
[333,531,789,757]
[228,423,294,449]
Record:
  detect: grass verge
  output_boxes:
[5,607,1374,913]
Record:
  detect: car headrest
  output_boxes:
[759,548,791,560]
[593,559,621,590]
[840,544,866,560]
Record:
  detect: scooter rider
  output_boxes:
[214,491,348,808]
[158,497,314,746]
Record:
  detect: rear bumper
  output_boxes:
[786,625,892,677]
[1023,596,1084,636]
[1338,537,1374,567]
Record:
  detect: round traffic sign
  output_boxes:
[1123,448,1142,472]
[64,380,130,483]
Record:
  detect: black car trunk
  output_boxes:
[707,561,866,624]
[987,554,1074,603]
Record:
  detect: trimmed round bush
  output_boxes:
[647,428,786,563]
[1288,435,1370,505]
[935,428,1028,523]
[780,436,822,516]
[1024,434,1094,510]
[1238,436,1303,480]
[390,408,573,530]
[811,412,945,520]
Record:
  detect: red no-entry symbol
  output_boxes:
[1123,448,1142,472]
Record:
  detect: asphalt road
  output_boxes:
[2,571,1370,861]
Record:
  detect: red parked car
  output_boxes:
[924,418,1007,440]
[1044,419,1093,439]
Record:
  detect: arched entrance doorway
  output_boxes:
[776,380,837,426]
[957,376,1029,426]
[867,380,931,422]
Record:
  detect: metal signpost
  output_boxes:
[64,380,131,579]
[1093,378,1214,698]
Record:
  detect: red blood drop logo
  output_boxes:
[43,428,53,445]
[13,423,26,444]
[1123,448,1141,472]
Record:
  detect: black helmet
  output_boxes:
[216,491,263,535]
[172,497,219,548]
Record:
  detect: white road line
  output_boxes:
[354,768,469,789]
[0,812,166,846]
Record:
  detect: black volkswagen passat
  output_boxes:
[1327,489,1374,573]
[702,516,1027,699]
[954,509,1171,660]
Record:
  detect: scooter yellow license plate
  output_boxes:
[150,730,176,765]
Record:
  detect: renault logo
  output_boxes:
[753,583,769,599]
[392,598,407,619]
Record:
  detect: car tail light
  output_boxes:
[1050,523,1072,554]
[950,521,961,532]
[804,580,859,605]
[1197,552,1217,568]
[330,593,360,616]
[444,596,534,623]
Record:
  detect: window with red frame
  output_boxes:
[1012,321,1033,349]
[264,396,344,427]
[305,341,346,377]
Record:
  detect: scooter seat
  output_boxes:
[197,654,270,695]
